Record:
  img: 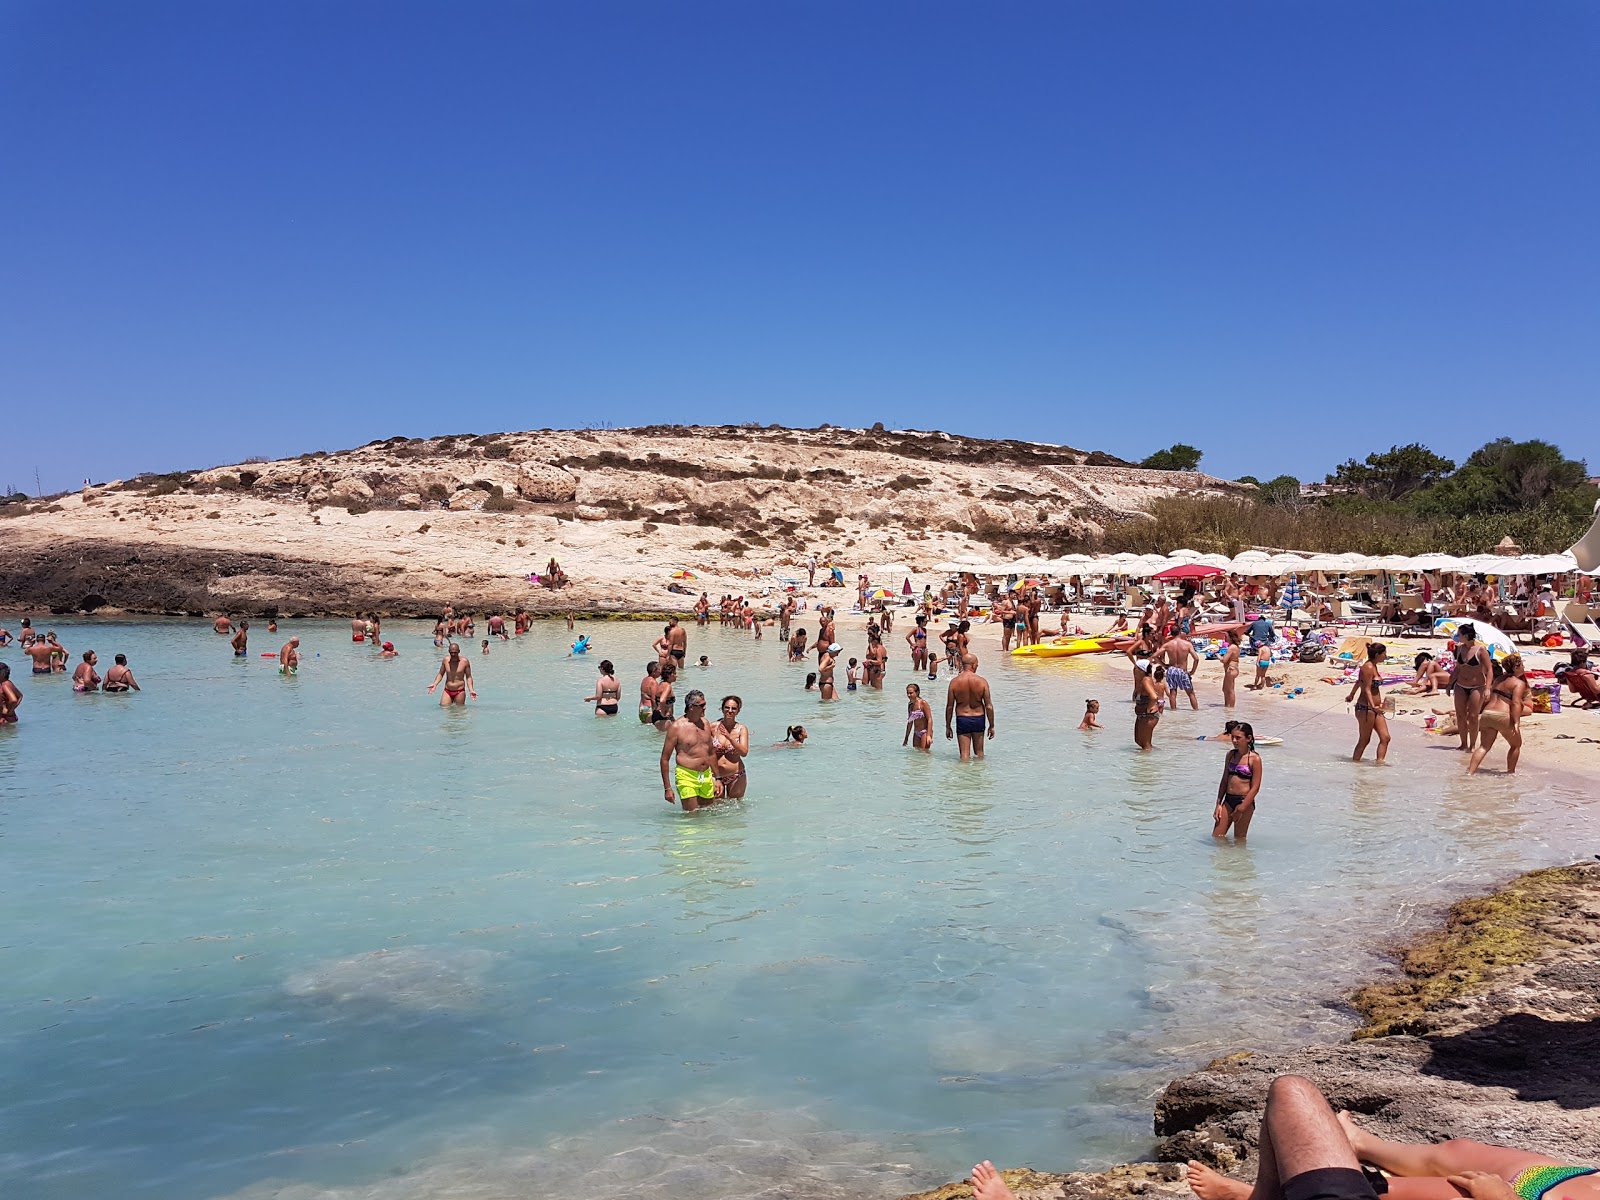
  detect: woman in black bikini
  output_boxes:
[583,659,622,716]
[1345,642,1391,762]
[1134,662,1166,751]
[1213,721,1262,840]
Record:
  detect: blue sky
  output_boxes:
[3,1,1596,494]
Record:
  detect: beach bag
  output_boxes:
[1297,641,1327,663]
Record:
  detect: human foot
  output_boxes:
[1186,1161,1251,1200]
[1336,1111,1375,1159]
[972,1160,1017,1200]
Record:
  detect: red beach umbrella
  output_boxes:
[902,578,913,595]
[1152,564,1225,581]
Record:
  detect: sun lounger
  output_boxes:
[1562,601,1600,651]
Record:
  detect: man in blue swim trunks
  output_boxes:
[945,653,995,762]
[1159,630,1200,711]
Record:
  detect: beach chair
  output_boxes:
[1562,601,1600,651]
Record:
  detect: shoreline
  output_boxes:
[899,859,1600,1200]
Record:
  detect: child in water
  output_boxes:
[846,658,860,691]
[1078,699,1103,730]
[698,655,710,668]
[481,640,490,655]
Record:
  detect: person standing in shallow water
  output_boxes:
[428,642,476,706]
[1134,662,1165,751]
[231,620,249,657]
[1468,655,1527,776]
[1346,642,1390,762]
[903,683,933,751]
[0,663,21,722]
[945,653,995,761]
[660,689,719,812]
[1213,721,1261,841]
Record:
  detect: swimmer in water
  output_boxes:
[231,620,249,657]
[379,641,399,658]
[47,633,69,673]
[697,655,710,668]
[279,636,301,674]
[903,683,933,751]
[1213,721,1262,840]
[804,672,817,692]
[72,651,101,693]
[481,639,490,655]
[711,694,750,799]
[0,663,21,722]
[428,642,476,706]
[777,724,808,747]
[1078,699,1103,730]
[582,659,621,717]
[103,654,139,692]
[267,619,278,633]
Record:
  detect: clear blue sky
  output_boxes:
[4,1,1596,495]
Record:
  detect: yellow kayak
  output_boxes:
[1011,636,1122,658]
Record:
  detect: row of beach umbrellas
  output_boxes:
[933,548,1595,579]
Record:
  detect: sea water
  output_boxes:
[1,618,1594,1200]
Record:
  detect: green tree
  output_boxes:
[1140,444,1203,471]
[1235,475,1260,486]
[1327,443,1455,501]
[1413,438,1590,516]
[1258,474,1303,507]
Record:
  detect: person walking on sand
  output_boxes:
[659,689,719,812]
[231,621,249,657]
[582,659,621,717]
[0,663,21,723]
[428,642,476,706]
[945,653,995,761]
[711,695,750,799]
[278,636,301,675]
[1451,623,1493,752]
[1346,642,1390,762]
[1134,662,1166,751]
[1468,655,1527,776]
[807,553,817,588]
[1213,721,1262,840]
[1160,630,1200,711]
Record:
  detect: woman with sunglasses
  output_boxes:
[712,695,750,799]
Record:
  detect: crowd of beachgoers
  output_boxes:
[5,563,1596,1200]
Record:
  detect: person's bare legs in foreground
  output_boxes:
[1183,1078,1576,1200]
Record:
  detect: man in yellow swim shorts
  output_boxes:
[659,688,720,813]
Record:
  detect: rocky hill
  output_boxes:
[0,425,1243,616]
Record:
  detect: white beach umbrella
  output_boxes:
[1197,553,1232,567]
[1165,547,1205,563]
[1230,550,1271,573]
[1374,555,1421,572]
[1267,552,1311,572]
[1411,553,1461,572]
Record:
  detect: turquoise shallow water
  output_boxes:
[2,617,1595,1200]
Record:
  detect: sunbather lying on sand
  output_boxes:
[969,1076,1596,1200]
